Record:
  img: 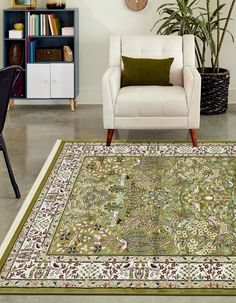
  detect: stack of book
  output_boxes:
[28,13,61,36]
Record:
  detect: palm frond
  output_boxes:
[152,0,236,70]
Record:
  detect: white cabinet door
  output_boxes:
[27,64,51,98]
[51,63,74,98]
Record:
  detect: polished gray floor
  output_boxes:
[0,104,236,303]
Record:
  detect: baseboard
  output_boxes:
[14,88,236,105]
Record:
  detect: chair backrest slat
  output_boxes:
[0,66,22,134]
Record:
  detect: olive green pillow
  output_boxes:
[121,56,174,87]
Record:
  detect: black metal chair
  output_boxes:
[0,66,22,199]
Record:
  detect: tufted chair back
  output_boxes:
[109,35,195,87]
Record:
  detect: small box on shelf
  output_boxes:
[9,30,24,39]
[62,27,74,36]
[36,48,62,62]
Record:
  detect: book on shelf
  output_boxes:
[48,14,57,36]
[27,12,30,35]
[27,39,36,63]
[45,15,50,36]
[54,18,61,36]
[35,15,40,36]
[30,14,35,36]
[40,14,43,35]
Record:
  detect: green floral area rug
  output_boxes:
[0,141,236,295]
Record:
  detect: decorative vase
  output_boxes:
[46,0,66,9]
[199,68,230,115]
[14,23,24,30]
[9,42,24,66]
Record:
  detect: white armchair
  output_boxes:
[102,35,201,146]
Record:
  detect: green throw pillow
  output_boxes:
[121,56,174,87]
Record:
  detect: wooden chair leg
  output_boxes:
[189,129,198,147]
[106,129,115,146]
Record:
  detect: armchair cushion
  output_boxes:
[115,86,188,117]
[121,56,174,87]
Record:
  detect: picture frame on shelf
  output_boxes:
[11,0,37,9]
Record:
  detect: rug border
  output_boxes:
[1,140,236,295]
[62,139,236,143]
[0,140,64,268]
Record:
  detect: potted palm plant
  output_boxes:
[152,0,236,114]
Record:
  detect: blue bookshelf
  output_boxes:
[3,8,79,110]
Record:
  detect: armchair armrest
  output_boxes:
[102,67,121,129]
[184,66,201,129]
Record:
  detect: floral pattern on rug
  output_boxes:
[0,142,236,293]
[49,155,235,256]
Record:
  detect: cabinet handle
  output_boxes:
[44,80,48,83]
[52,80,57,83]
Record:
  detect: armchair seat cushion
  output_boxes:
[115,86,188,117]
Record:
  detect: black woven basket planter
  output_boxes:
[199,68,230,115]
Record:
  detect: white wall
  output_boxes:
[1,0,236,104]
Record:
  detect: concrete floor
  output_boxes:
[0,104,236,303]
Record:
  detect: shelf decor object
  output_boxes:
[125,0,148,11]
[46,0,66,9]
[3,8,79,111]
[9,42,24,66]
[63,45,73,61]
[14,22,24,30]
[36,48,62,62]
[8,30,24,39]
[11,0,37,9]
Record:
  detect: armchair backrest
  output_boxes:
[109,35,195,86]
